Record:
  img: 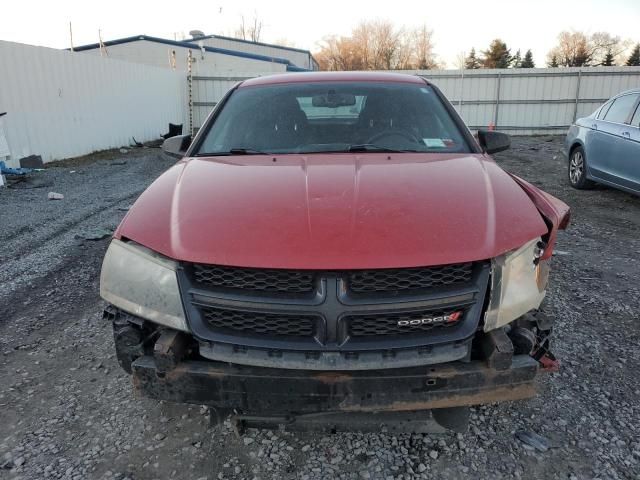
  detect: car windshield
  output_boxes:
[196,81,471,155]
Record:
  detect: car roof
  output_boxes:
[612,88,640,98]
[239,71,429,88]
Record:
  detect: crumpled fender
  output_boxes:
[508,174,571,260]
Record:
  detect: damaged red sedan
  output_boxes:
[100,72,569,431]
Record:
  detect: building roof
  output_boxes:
[240,71,428,88]
[72,35,310,71]
[185,33,314,57]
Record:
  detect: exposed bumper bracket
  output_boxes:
[132,354,539,416]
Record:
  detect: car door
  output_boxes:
[584,100,615,179]
[617,101,640,192]
[592,93,640,187]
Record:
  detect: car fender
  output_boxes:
[508,174,570,260]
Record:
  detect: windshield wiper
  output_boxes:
[228,147,270,155]
[346,144,404,153]
[194,147,271,156]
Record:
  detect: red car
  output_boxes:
[100,72,569,431]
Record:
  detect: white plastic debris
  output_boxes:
[0,174,6,187]
[48,191,64,200]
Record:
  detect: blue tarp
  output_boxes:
[0,161,32,175]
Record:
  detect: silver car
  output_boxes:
[564,89,640,195]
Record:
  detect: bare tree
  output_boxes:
[235,14,263,42]
[315,20,438,71]
[368,20,401,70]
[315,36,363,71]
[547,31,626,67]
[409,25,438,69]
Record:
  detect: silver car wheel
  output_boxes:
[569,151,584,184]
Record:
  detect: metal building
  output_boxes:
[73,34,316,76]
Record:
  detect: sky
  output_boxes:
[1,0,639,68]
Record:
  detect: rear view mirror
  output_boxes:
[312,92,356,108]
[477,130,511,155]
[161,134,192,159]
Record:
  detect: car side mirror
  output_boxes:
[477,130,510,155]
[161,134,192,159]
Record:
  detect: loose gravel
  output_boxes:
[1,138,639,480]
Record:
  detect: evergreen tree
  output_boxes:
[602,49,615,66]
[627,44,640,66]
[521,49,535,68]
[481,39,512,69]
[464,48,481,69]
[512,49,522,68]
[547,54,559,68]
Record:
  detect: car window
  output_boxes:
[597,100,613,120]
[196,82,471,155]
[602,94,640,124]
[631,104,640,128]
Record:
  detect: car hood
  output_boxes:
[115,153,549,269]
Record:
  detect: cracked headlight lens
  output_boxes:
[484,238,548,332]
[100,239,188,331]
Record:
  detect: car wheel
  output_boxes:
[568,146,594,189]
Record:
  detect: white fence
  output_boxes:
[0,40,188,167]
[190,67,640,135]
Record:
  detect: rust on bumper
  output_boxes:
[131,355,539,415]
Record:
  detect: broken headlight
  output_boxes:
[100,239,188,332]
[483,238,548,332]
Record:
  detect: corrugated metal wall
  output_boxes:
[78,40,288,76]
[413,67,640,134]
[190,67,640,134]
[199,37,313,70]
[0,40,188,167]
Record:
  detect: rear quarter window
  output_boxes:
[602,94,640,124]
[631,103,640,127]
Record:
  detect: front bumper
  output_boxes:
[132,354,539,415]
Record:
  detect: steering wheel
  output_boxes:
[366,129,420,146]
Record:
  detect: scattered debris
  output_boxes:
[117,205,132,211]
[6,176,51,189]
[0,174,6,188]
[162,123,183,139]
[516,430,550,452]
[74,228,113,241]
[553,250,570,256]
[19,154,44,169]
[110,160,127,166]
[47,192,64,200]
[0,160,32,175]
[119,148,129,154]
[144,139,163,148]
[132,137,163,148]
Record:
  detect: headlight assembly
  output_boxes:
[484,238,548,332]
[100,239,188,331]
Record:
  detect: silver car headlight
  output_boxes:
[484,237,548,332]
[100,239,188,332]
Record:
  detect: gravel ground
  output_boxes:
[1,138,639,480]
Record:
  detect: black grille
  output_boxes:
[192,264,315,293]
[199,306,317,337]
[348,263,473,294]
[347,309,463,337]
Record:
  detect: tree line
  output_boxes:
[315,21,439,71]
[313,21,640,70]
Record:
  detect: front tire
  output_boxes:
[568,146,594,189]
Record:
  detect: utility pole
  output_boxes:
[69,22,74,52]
